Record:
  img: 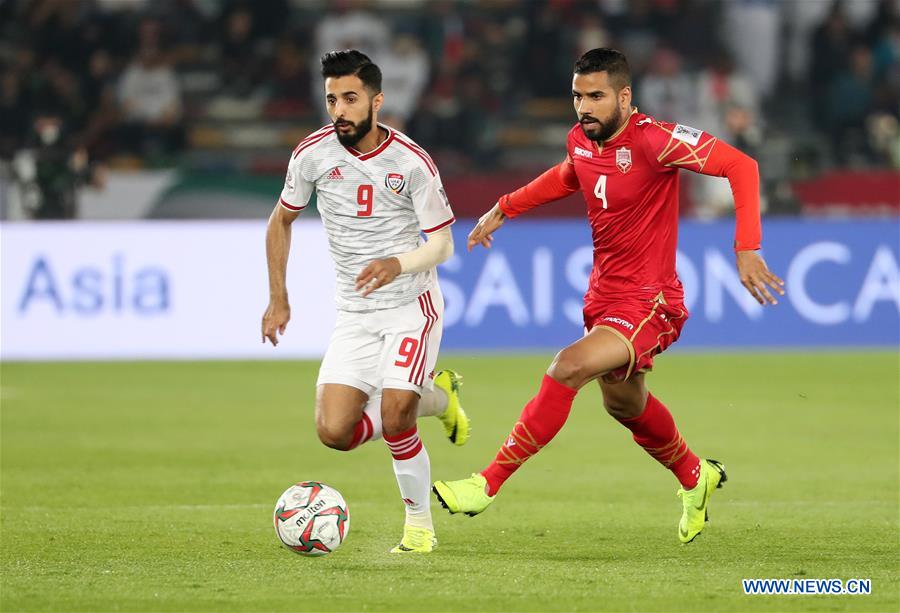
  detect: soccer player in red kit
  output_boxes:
[433,48,784,543]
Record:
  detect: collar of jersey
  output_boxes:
[345,124,395,160]
[593,107,639,155]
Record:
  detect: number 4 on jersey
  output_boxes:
[593,175,608,210]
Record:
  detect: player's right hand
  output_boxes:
[467,203,506,251]
[262,300,291,346]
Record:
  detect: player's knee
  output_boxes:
[316,423,354,451]
[380,397,418,437]
[547,349,591,389]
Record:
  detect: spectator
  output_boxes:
[810,1,854,125]
[724,0,781,98]
[379,34,430,132]
[638,46,695,124]
[825,44,877,165]
[117,46,184,158]
[695,48,759,137]
[219,7,264,97]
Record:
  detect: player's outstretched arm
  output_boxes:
[467,203,506,251]
[262,203,299,345]
[468,157,580,251]
[355,226,454,297]
[699,140,784,306]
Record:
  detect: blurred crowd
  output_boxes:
[0,0,897,217]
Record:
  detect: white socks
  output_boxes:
[416,386,448,418]
[383,425,433,530]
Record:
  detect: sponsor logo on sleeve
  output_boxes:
[672,124,702,146]
[385,172,406,193]
[285,169,295,191]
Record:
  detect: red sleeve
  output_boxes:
[699,140,762,251]
[497,156,580,219]
[640,120,761,251]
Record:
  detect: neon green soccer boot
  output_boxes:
[433,473,495,516]
[390,525,437,553]
[433,369,469,446]
[677,458,727,543]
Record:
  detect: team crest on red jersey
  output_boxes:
[385,172,406,194]
[616,147,632,174]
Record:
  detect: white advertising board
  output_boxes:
[1,221,337,360]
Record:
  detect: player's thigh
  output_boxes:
[315,383,370,436]
[548,326,632,389]
[377,288,444,395]
[596,372,648,420]
[317,309,382,395]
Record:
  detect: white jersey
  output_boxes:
[280,123,455,312]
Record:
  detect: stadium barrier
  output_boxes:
[2,219,897,360]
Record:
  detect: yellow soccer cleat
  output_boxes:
[677,458,727,543]
[390,525,437,553]
[433,473,495,516]
[434,369,469,446]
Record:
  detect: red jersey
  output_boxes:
[498,109,761,301]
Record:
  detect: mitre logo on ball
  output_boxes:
[385,173,406,193]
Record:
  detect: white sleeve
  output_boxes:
[279,156,314,212]
[410,168,455,234]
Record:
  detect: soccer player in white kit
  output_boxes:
[262,50,468,553]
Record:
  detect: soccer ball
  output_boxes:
[273,481,350,556]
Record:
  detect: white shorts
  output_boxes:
[317,288,444,395]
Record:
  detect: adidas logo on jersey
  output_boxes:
[326,167,343,180]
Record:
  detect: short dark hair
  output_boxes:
[573,48,631,90]
[320,50,382,94]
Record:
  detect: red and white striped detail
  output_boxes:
[345,129,396,160]
[394,135,437,176]
[384,426,423,460]
[423,217,455,234]
[348,413,374,450]
[292,126,335,159]
[279,197,306,212]
[409,291,439,386]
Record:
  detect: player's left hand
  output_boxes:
[736,250,785,305]
[356,257,401,297]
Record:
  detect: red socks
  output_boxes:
[481,375,578,496]
[618,394,700,489]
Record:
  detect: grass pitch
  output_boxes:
[1,353,897,611]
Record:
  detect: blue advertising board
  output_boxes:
[438,219,899,350]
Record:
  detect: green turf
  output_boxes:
[1,353,898,612]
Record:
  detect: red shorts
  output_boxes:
[583,293,688,383]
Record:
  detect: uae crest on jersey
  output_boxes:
[616,147,632,174]
[385,172,406,194]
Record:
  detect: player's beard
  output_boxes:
[580,105,624,142]
[334,105,374,148]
